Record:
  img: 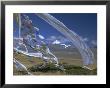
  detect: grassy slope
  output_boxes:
[13,52,97,75]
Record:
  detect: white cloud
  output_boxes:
[80,36,89,42]
[46,35,70,44]
[46,36,56,41]
[60,44,71,48]
[83,38,89,42]
[50,36,56,40]
[91,40,97,46]
[52,40,61,44]
[38,34,45,39]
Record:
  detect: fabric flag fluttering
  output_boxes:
[36,13,94,65]
[13,58,32,75]
[13,13,94,74]
[14,13,59,70]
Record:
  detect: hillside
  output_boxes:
[13,50,97,75]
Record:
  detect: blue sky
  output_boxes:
[14,13,97,47]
